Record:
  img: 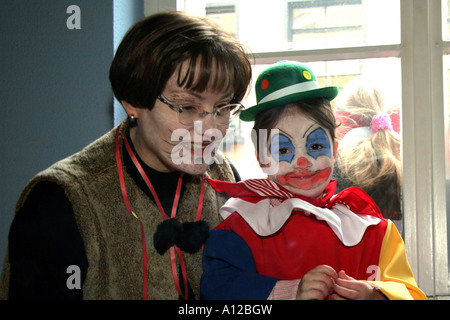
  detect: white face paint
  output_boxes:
[266,108,338,198]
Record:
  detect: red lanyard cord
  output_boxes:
[115,125,205,300]
[115,125,148,300]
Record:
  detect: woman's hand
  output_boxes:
[296,265,338,300]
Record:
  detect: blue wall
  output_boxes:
[0,0,143,267]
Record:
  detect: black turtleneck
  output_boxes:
[7,127,240,299]
[123,128,188,216]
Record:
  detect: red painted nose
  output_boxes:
[297,157,311,168]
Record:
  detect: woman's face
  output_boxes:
[264,107,338,198]
[126,60,233,175]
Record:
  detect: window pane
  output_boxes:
[206,5,237,37]
[221,58,403,225]
[290,2,365,49]
[444,0,450,41]
[184,0,400,52]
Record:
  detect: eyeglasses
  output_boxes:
[157,95,244,126]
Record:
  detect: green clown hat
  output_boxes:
[240,61,339,121]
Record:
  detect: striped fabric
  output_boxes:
[242,179,294,199]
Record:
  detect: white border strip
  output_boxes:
[259,81,320,104]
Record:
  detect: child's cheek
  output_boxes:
[273,161,293,176]
[315,155,334,171]
[267,161,289,182]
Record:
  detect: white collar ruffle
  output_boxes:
[220,197,381,247]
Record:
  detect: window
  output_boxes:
[206,4,237,37]
[145,0,450,298]
[288,0,365,49]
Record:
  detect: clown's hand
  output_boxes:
[332,270,387,300]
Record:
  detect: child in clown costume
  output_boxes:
[200,61,426,300]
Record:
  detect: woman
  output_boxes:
[0,11,252,300]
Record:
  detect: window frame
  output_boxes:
[145,0,450,298]
[399,0,449,297]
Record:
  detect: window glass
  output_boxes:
[289,1,365,49]
[444,0,450,40]
[185,0,400,52]
[206,4,237,37]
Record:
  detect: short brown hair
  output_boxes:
[109,11,252,110]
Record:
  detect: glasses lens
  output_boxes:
[175,104,242,126]
[178,106,200,126]
[216,104,242,125]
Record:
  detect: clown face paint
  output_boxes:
[266,108,337,198]
[306,128,332,159]
[270,133,295,163]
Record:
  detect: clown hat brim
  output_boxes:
[240,86,339,121]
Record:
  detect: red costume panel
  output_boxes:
[217,210,388,281]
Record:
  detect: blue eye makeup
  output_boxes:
[269,128,331,163]
[270,133,295,163]
[306,128,331,159]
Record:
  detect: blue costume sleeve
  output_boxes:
[201,229,279,300]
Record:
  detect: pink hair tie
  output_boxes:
[371,112,393,132]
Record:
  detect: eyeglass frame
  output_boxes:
[157,95,244,126]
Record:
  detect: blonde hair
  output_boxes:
[335,77,401,219]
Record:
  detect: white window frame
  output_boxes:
[400,0,449,298]
[145,0,450,298]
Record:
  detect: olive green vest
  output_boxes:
[0,120,234,299]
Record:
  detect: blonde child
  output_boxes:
[334,76,402,220]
